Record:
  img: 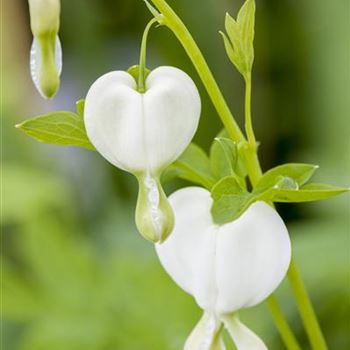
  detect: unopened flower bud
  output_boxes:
[28,0,62,98]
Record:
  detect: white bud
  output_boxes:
[84,67,201,242]
[156,187,291,348]
[28,0,61,98]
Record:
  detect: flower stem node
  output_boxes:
[156,187,292,348]
[84,66,201,242]
[28,0,62,99]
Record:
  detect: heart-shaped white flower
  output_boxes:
[156,187,291,349]
[84,66,201,242]
[84,66,200,173]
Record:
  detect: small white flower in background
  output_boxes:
[156,187,292,349]
[84,66,201,243]
[28,0,62,99]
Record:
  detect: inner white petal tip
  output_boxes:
[30,35,62,98]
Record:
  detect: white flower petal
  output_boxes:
[184,312,225,350]
[156,187,215,302]
[156,187,291,315]
[222,315,267,350]
[216,201,291,314]
[84,66,201,174]
[30,35,62,99]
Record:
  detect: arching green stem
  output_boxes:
[244,72,257,150]
[147,1,327,349]
[138,17,159,92]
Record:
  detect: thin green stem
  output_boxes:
[138,17,158,92]
[148,1,327,349]
[244,72,257,150]
[267,296,302,350]
[150,0,245,143]
[288,258,328,350]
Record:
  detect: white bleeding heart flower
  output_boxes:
[156,187,291,349]
[84,66,201,243]
[28,0,62,99]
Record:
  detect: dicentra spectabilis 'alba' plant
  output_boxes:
[28,0,62,98]
[156,187,292,349]
[84,66,201,243]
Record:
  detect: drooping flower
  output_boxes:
[28,0,62,98]
[156,187,291,349]
[84,66,201,242]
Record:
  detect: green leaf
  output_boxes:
[210,137,237,178]
[221,0,256,76]
[237,0,255,63]
[255,163,318,192]
[162,143,215,189]
[76,99,85,117]
[210,131,247,180]
[16,111,95,150]
[272,183,349,203]
[219,31,244,76]
[224,13,240,49]
[211,176,252,224]
[210,137,247,189]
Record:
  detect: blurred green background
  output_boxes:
[2,0,349,349]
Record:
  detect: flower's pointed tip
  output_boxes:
[143,0,160,18]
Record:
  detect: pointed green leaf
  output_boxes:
[211,137,237,177]
[255,163,318,192]
[16,111,95,150]
[220,31,245,76]
[272,183,349,203]
[211,176,252,224]
[210,130,247,179]
[222,0,256,76]
[237,0,255,53]
[224,13,240,49]
[162,143,215,189]
[76,99,85,118]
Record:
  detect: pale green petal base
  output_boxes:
[184,312,226,350]
[135,174,174,243]
[222,314,267,350]
[30,33,61,99]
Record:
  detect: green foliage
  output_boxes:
[163,130,247,189]
[220,0,255,77]
[162,143,216,189]
[211,176,253,224]
[210,137,247,183]
[255,163,318,192]
[270,183,349,203]
[211,163,349,225]
[16,100,94,150]
[2,165,198,350]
